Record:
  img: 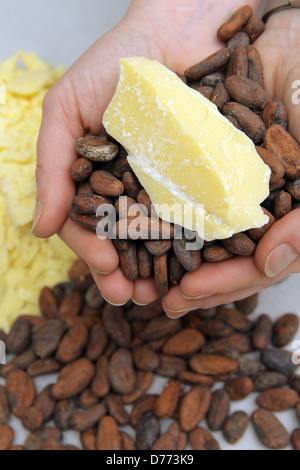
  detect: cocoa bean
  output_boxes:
[224,376,254,400]
[115,216,174,240]
[199,319,233,338]
[203,243,233,262]
[39,286,59,319]
[78,388,98,409]
[285,178,300,201]
[70,404,107,431]
[32,320,66,359]
[102,303,131,347]
[234,293,259,315]
[132,347,159,372]
[0,424,14,450]
[58,290,83,320]
[51,358,95,399]
[189,426,220,450]
[217,5,253,42]
[190,354,239,376]
[122,171,141,199]
[6,318,31,354]
[168,251,186,286]
[137,242,153,278]
[200,72,225,87]
[223,101,265,143]
[154,380,181,419]
[27,358,61,377]
[161,328,205,356]
[225,75,267,109]
[34,384,56,424]
[20,406,44,432]
[222,411,249,444]
[152,434,177,450]
[145,239,172,256]
[291,429,300,450]
[227,32,250,54]
[215,307,252,332]
[246,46,265,88]
[108,348,136,395]
[75,135,119,162]
[173,237,202,272]
[56,323,89,363]
[53,398,76,430]
[262,99,288,130]
[71,157,93,183]
[139,315,180,342]
[185,48,230,81]
[210,82,230,109]
[206,389,230,431]
[264,124,300,180]
[90,170,124,196]
[195,85,214,99]
[105,394,129,425]
[227,45,248,78]
[252,314,272,350]
[273,190,292,220]
[91,355,110,398]
[251,408,290,449]
[179,386,212,432]
[130,394,158,428]
[6,369,36,418]
[1,350,36,377]
[0,386,10,425]
[155,355,187,378]
[272,313,299,347]
[80,428,97,451]
[85,323,108,361]
[260,348,298,375]
[256,387,299,411]
[113,239,139,281]
[97,415,122,450]
[253,371,288,391]
[24,428,62,451]
[245,17,264,43]
[71,194,111,215]
[222,232,256,256]
[135,411,161,451]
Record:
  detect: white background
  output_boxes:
[0,0,299,451]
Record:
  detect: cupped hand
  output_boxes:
[163,10,300,317]
[34,0,263,306]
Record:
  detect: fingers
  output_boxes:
[90,267,134,306]
[33,83,83,238]
[131,277,159,306]
[163,285,261,318]
[255,208,300,278]
[58,217,119,275]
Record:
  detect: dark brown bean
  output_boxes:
[251,408,290,449]
[206,389,230,431]
[272,313,299,347]
[222,411,249,444]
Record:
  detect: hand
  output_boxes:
[34,0,262,306]
[163,10,300,317]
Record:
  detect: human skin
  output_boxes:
[33,0,300,314]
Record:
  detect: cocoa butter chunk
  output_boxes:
[103,57,271,242]
[75,135,119,162]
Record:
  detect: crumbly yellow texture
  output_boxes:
[0,52,76,332]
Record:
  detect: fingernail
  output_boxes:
[87,263,110,275]
[31,200,43,233]
[131,299,149,306]
[182,293,214,300]
[265,244,298,278]
[102,294,127,307]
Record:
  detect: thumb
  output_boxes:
[255,208,300,278]
[33,83,83,238]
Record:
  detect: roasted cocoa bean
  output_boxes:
[162,328,205,356]
[137,242,154,278]
[246,45,265,88]
[262,99,288,130]
[51,358,95,400]
[215,307,252,332]
[224,376,254,400]
[34,384,56,424]
[102,303,131,347]
[180,386,212,432]
[217,5,253,42]
[206,389,230,431]
[273,190,292,220]
[91,355,110,398]
[32,320,66,359]
[97,415,122,450]
[203,243,233,262]
[222,411,249,444]
[222,232,256,256]
[272,313,299,347]
[225,75,267,109]
[27,358,61,377]
[90,170,124,196]
[227,31,250,54]
[0,386,10,425]
[6,318,31,354]
[108,348,136,395]
[234,293,259,315]
[71,157,93,183]
[6,369,36,418]
[75,135,119,162]
[185,48,230,81]
[256,387,299,411]
[252,314,272,350]
[189,426,220,450]
[253,371,288,391]
[264,124,300,180]
[122,171,141,199]
[190,354,239,376]
[210,82,230,109]
[105,394,129,425]
[154,380,181,419]
[227,45,248,78]
[251,408,290,449]
[223,101,266,143]
[245,17,264,43]
[113,239,139,281]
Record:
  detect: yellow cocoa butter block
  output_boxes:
[103,57,271,241]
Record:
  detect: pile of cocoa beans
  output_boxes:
[68,5,300,296]
[0,259,300,450]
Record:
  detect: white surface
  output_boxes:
[1,0,299,451]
